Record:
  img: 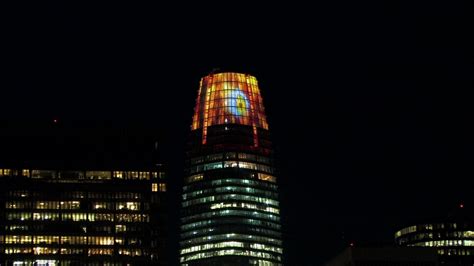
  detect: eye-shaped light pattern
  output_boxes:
[227,89,250,117]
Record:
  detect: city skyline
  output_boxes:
[2,2,472,265]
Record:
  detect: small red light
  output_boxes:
[460,203,464,208]
[53,119,58,123]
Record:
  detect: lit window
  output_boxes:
[88,248,113,256]
[187,174,204,183]
[119,248,143,256]
[183,194,279,208]
[88,236,114,246]
[34,246,59,255]
[5,235,32,244]
[126,202,139,210]
[159,183,166,192]
[116,202,139,210]
[180,248,281,263]
[464,231,474,238]
[209,202,279,214]
[3,169,12,176]
[258,173,276,183]
[139,172,150,180]
[116,225,127,233]
[224,161,239,168]
[115,213,148,223]
[113,171,124,179]
[204,162,223,171]
[152,183,158,192]
[181,209,279,224]
[86,171,111,180]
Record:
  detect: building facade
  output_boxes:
[395,221,474,265]
[0,167,167,266]
[180,72,283,265]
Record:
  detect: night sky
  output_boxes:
[3,2,473,265]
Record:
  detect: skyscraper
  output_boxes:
[180,72,283,265]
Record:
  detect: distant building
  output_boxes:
[325,247,439,266]
[0,167,167,266]
[179,72,283,265]
[0,122,168,265]
[395,218,474,265]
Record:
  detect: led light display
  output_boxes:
[192,72,268,131]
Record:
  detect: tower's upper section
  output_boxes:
[191,72,269,131]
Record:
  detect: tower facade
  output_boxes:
[0,122,168,265]
[180,72,283,265]
[0,167,167,266]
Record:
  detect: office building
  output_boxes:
[395,213,474,265]
[180,72,283,265]
[0,122,168,266]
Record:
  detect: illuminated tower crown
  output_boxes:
[191,72,268,146]
[180,72,283,265]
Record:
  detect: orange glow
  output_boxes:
[192,72,268,145]
[192,72,268,130]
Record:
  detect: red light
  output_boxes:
[460,203,464,208]
[53,119,58,123]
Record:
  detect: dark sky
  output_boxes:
[2,1,473,265]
